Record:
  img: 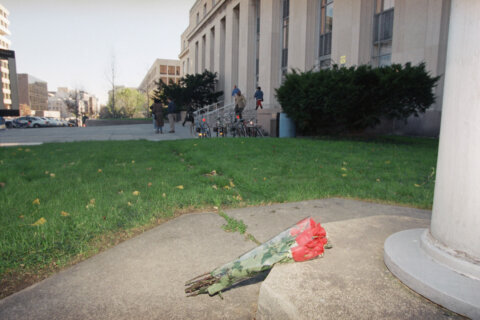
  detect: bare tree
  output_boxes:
[106,52,118,118]
[63,89,80,125]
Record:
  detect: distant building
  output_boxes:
[48,87,99,118]
[138,59,182,101]
[0,3,19,114]
[17,74,48,113]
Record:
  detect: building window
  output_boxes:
[318,0,333,68]
[168,65,176,75]
[212,0,216,7]
[202,34,206,71]
[281,0,289,78]
[195,41,199,73]
[160,65,167,74]
[255,0,261,86]
[196,12,200,25]
[210,26,215,71]
[176,66,180,76]
[203,3,207,16]
[372,0,394,67]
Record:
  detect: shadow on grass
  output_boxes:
[305,134,438,147]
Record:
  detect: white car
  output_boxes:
[46,118,62,127]
[28,117,49,128]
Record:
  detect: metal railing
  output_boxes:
[193,97,259,130]
[193,101,234,128]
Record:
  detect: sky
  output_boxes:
[2,0,196,104]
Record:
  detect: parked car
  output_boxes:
[46,118,62,127]
[68,119,78,127]
[31,117,49,128]
[5,117,13,128]
[0,116,6,130]
[13,116,30,128]
[14,116,48,128]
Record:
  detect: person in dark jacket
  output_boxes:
[254,86,264,110]
[167,98,176,133]
[182,106,195,136]
[150,98,164,134]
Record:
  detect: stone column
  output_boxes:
[384,1,480,318]
[238,0,256,100]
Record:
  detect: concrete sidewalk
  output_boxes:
[0,199,465,319]
[0,122,195,146]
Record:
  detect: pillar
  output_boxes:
[384,1,480,318]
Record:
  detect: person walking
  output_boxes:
[254,86,264,110]
[81,114,89,127]
[182,106,195,136]
[167,98,176,133]
[231,85,240,97]
[150,98,164,134]
[234,90,246,120]
[150,101,158,132]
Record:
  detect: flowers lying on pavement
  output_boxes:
[185,217,331,297]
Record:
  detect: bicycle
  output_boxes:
[244,118,264,137]
[213,116,227,137]
[195,117,211,138]
[228,116,247,137]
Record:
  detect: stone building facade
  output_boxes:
[179,0,451,136]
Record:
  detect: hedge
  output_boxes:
[275,63,439,135]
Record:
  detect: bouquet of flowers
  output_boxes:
[185,217,330,297]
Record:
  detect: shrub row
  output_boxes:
[276,63,439,135]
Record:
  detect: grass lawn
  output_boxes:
[0,136,438,297]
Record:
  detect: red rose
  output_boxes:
[291,219,328,262]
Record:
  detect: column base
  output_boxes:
[384,228,480,319]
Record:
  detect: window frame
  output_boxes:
[372,0,394,67]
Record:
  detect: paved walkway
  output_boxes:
[0,199,465,319]
[0,122,195,146]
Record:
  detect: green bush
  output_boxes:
[275,63,439,135]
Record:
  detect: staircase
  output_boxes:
[193,97,258,129]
